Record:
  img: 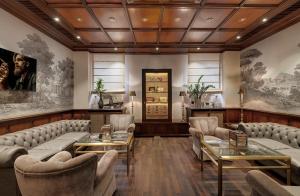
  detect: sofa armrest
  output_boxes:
[246,170,293,196]
[48,151,72,162]
[95,150,118,184]
[215,127,230,140]
[0,145,27,168]
[127,123,136,133]
[189,127,204,139]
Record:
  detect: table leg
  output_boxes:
[287,159,291,185]
[127,145,130,176]
[218,159,223,196]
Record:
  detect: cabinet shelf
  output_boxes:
[146,91,168,94]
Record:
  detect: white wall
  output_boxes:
[125,55,188,121]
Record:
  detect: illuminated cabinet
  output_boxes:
[142,69,172,121]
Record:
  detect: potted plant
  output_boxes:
[186,75,214,107]
[95,78,105,109]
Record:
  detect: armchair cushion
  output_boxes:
[110,114,134,132]
[48,151,72,162]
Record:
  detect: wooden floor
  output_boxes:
[113,137,251,196]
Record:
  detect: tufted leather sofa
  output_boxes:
[0,120,90,196]
[238,122,300,185]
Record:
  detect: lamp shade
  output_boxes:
[179,91,186,96]
[129,91,136,96]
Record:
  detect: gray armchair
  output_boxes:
[246,170,298,196]
[189,116,230,160]
[109,114,135,134]
[14,150,118,196]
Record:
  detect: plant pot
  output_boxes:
[195,98,203,108]
[98,94,104,109]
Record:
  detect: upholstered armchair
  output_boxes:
[108,114,135,134]
[14,150,118,196]
[189,116,230,160]
[246,170,298,196]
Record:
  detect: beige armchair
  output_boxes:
[14,150,118,196]
[189,116,230,160]
[109,114,135,134]
[246,170,298,196]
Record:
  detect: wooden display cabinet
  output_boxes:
[142,69,172,122]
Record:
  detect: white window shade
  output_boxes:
[92,55,125,92]
[188,54,222,91]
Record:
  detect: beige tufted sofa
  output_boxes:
[238,122,300,185]
[0,120,90,196]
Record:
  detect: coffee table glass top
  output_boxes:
[76,133,132,145]
[203,139,287,159]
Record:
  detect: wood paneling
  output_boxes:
[55,8,98,28]
[162,8,196,28]
[245,0,283,5]
[159,31,184,42]
[78,31,110,43]
[192,9,233,28]
[92,8,129,28]
[107,31,134,42]
[33,118,49,126]
[45,0,81,3]
[222,8,270,28]
[9,123,32,133]
[128,8,161,28]
[206,0,242,4]
[183,31,211,42]
[206,31,238,42]
[134,31,157,42]
[50,114,62,122]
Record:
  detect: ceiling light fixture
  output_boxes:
[197,47,200,50]
[155,47,159,51]
[240,18,246,22]
[236,35,241,40]
[53,17,60,22]
[109,17,116,23]
[76,35,81,40]
[76,17,82,22]
[262,18,268,23]
[175,17,181,22]
[180,8,189,12]
[142,18,148,22]
[114,47,118,51]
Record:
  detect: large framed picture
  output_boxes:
[0,48,36,91]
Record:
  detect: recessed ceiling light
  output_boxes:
[175,17,181,22]
[262,18,268,22]
[155,47,159,51]
[142,18,148,22]
[76,35,81,40]
[76,17,82,22]
[109,17,116,23]
[180,8,189,12]
[197,47,200,50]
[239,18,246,22]
[53,17,60,22]
[114,47,118,51]
[236,35,241,40]
[206,17,214,22]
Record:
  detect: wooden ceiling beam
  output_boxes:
[202,0,247,44]
[226,0,299,45]
[179,0,206,44]
[157,7,165,44]
[122,0,136,44]
[81,0,114,45]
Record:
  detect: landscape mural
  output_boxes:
[241,44,300,114]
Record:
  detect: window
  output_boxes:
[92,54,125,92]
[188,54,221,91]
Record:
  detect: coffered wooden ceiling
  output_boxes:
[1,0,300,54]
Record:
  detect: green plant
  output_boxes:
[186,75,214,100]
[95,78,105,95]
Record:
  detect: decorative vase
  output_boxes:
[98,94,104,109]
[195,98,203,108]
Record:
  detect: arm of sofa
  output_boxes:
[0,145,28,168]
[215,127,230,140]
[95,150,118,184]
[48,151,72,162]
[127,123,135,133]
[246,170,293,196]
[189,127,205,140]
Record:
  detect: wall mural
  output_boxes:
[241,45,300,114]
[0,34,74,117]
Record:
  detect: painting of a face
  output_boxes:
[14,54,27,76]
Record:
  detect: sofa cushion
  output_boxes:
[33,139,74,151]
[27,149,59,161]
[276,148,300,167]
[55,132,89,142]
[249,138,292,151]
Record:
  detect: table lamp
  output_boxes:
[179,91,186,122]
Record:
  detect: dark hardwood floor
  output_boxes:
[114,137,251,196]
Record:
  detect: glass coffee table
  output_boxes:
[200,137,291,196]
[73,132,134,175]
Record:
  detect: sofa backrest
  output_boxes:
[238,122,300,149]
[110,114,134,132]
[0,120,90,150]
